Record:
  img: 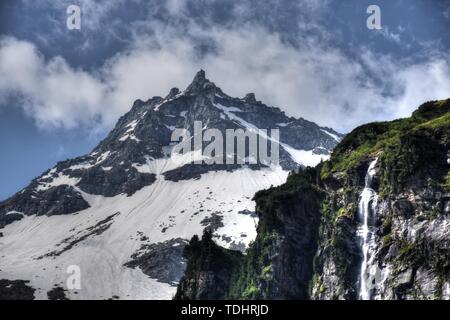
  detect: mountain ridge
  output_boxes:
[0,70,342,227]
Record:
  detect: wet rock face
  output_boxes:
[313,163,450,300]
[0,279,35,300]
[367,155,449,300]
[313,157,450,300]
[374,209,450,300]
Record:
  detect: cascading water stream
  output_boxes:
[357,158,378,300]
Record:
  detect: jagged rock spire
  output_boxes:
[185,69,216,93]
[193,69,206,82]
[165,87,180,100]
[244,93,257,103]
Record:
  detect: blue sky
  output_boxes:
[0,0,449,200]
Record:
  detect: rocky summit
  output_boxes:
[0,70,341,300]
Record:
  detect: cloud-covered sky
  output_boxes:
[0,0,449,199]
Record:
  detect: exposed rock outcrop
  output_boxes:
[175,230,243,300]
[0,279,36,300]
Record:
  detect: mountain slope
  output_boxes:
[175,99,450,300]
[0,70,341,299]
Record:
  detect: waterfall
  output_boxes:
[357,158,378,300]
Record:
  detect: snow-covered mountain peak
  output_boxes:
[0,70,343,299]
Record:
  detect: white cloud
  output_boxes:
[1,18,449,134]
[378,27,402,43]
[0,37,106,129]
[389,59,450,118]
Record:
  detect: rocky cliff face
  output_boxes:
[227,168,324,299]
[314,99,450,300]
[175,99,450,300]
[175,230,243,300]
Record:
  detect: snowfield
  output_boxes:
[0,166,288,300]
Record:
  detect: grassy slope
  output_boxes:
[320,99,450,194]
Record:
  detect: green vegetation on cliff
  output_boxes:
[321,99,450,195]
[315,99,450,299]
[228,168,324,299]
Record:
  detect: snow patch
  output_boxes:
[216,102,327,167]
[320,128,341,142]
[69,162,94,171]
[165,124,177,131]
[94,151,112,165]
[5,211,24,216]
[125,120,139,133]
[154,93,184,112]
[119,134,140,142]
[282,146,329,167]
[37,173,81,191]
[132,163,151,174]
[41,168,57,180]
